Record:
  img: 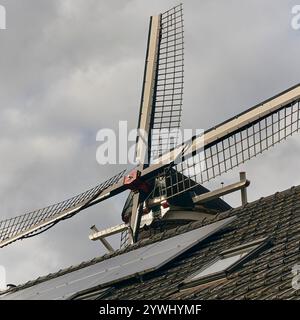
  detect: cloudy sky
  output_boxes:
[0,0,299,286]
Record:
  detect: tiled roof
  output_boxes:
[2,185,300,300]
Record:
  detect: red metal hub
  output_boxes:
[123,170,150,193]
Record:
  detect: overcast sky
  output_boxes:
[0,0,299,286]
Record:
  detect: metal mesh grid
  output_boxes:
[150,4,184,161]
[120,228,130,249]
[159,99,300,199]
[0,171,125,245]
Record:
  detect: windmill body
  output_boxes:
[0,4,299,249]
[0,5,300,299]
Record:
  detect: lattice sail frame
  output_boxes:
[150,4,184,161]
[0,3,299,251]
[158,92,300,199]
[0,171,125,247]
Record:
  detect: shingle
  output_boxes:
[2,185,300,300]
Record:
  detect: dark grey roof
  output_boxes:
[2,185,300,300]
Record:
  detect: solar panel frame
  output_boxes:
[0,216,236,300]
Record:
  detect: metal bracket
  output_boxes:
[89,224,130,253]
[193,172,250,206]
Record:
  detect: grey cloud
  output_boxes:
[0,0,299,285]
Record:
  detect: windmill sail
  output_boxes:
[156,84,300,199]
[125,4,185,244]
[0,171,126,248]
[0,159,169,249]
[1,4,299,250]
[135,4,184,165]
[150,4,184,161]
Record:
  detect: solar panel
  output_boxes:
[0,216,236,300]
[71,287,113,300]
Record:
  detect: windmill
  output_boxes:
[0,4,299,252]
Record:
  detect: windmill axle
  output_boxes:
[123,169,151,193]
